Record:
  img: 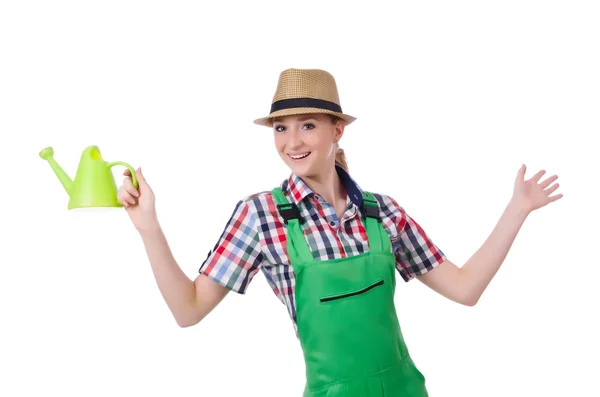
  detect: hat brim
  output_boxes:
[253,108,356,127]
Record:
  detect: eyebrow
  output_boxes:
[273,116,318,123]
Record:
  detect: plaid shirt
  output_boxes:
[199,165,446,336]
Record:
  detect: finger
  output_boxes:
[117,192,129,207]
[123,168,131,177]
[529,169,546,183]
[544,183,560,195]
[136,167,146,183]
[121,174,132,191]
[123,178,139,197]
[123,178,140,201]
[135,167,153,194]
[127,186,139,198]
[548,193,564,203]
[118,189,137,206]
[136,167,149,189]
[539,175,558,189]
[123,175,134,190]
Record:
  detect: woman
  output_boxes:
[117,68,562,396]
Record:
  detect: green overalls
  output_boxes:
[272,187,429,397]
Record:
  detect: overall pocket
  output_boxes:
[320,279,384,303]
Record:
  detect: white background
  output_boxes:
[1,1,599,396]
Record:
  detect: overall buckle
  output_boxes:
[361,199,381,222]
[277,203,305,225]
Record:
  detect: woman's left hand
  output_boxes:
[511,164,563,215]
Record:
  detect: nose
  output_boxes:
[287,128,304,149]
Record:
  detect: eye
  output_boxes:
[274,124,285,132]
[302,123,315,130]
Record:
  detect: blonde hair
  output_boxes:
[330,115,349,172]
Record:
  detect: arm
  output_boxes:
[140,225,230,327]
[417,164,562,306]
[144,198,261,327]
[117,168,231,328]
[417,200,527,306]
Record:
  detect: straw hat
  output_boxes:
[253,68,357,127]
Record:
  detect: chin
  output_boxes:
[294,166,319,179]
[286,162,309,177]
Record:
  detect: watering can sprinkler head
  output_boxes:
[39,147,55,160]
[39,145,138,210]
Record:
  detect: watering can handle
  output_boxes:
[107,161,139,189]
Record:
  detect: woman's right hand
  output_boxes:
[117,167,159,233]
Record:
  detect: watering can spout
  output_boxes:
[39,147,73,195]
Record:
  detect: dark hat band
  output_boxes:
[270,97,342,114]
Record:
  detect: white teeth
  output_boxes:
[290,152,310,159]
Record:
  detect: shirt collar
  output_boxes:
[281,164,365,207]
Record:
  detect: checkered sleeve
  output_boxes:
[385,195,447,282]
[198,199,263,294]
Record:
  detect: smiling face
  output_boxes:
[272,113,344,178]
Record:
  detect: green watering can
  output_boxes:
[39,145,138,210]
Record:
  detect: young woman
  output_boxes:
[117,68,562,396]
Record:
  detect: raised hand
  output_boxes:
[511,164,563,215]
[117,167,159,233]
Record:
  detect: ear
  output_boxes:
[334,120,345,143]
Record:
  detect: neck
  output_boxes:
[302,164,346,206]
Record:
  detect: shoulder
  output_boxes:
[238,177,290,210]
[369,191,407,216]
[232,187,284,224]
[238,188,281,208]
[368,191,409,237]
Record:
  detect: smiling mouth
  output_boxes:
[289,152,311,160]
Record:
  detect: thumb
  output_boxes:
[516,163,526,182]
[135,167,149,188]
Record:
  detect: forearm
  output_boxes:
[139,223,198,327]
[461,200,529,305]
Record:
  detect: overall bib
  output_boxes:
[272,187,429,397]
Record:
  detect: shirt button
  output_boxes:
[314,195,320,201]
[330,221,336,226]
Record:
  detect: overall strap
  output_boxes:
[271,187,314,265]
[272,187,392,261]
[360,191,392,255]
